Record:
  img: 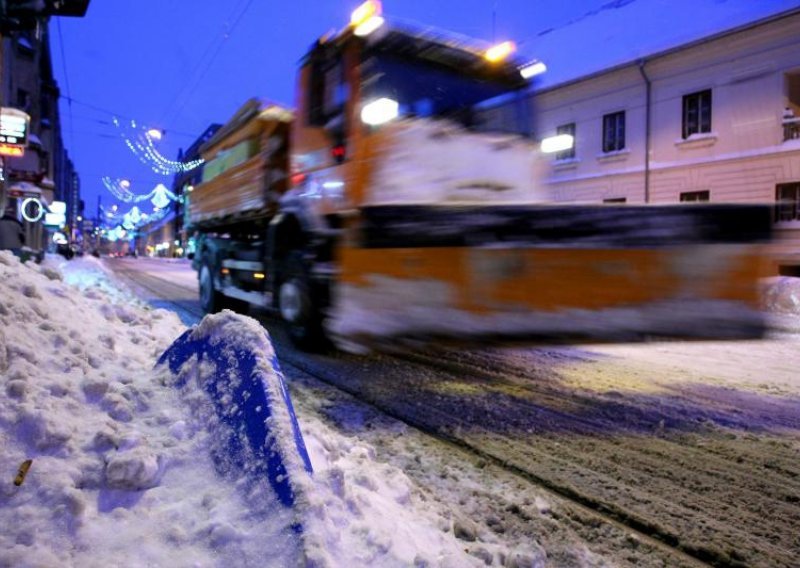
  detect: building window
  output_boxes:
[680,190,710,202]
[40,95,52,128]
[603,197,627,204]
[15,32,35,56]
[602,111,625,152]
[16,89,30,111]
[556,123,575,160]
[783,72,800,141]
[682,89,712,138]
[776,183,800,222]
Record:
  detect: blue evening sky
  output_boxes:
[48,1,608,214]
[49,0,798,214]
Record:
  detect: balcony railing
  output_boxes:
[783,117,800,141]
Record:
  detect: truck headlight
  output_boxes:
[361,98,399,126]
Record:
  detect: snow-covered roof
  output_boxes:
[526,0,800,92]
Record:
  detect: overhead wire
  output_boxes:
[156,0,251,125]
[56,0,257,151]
[162,0,257,131]
[55,18,74,149]
[59,96,199,138]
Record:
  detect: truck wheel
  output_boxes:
[199,262,222,313]
[279,253,325,350]
[199,262,248,314]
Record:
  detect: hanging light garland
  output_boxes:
[100,203,171,238]
[112,117,204,175]
[101,177,137,202]
[101,177,180,206]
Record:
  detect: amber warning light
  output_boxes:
[350,0,384,36]
[485,41,516,63]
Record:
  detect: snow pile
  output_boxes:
[155,311,311,563]
[367,119,548,205]
[159,312,486,567]
[761,276,800,315]
[0,252,490,567]
[0,252,264,566]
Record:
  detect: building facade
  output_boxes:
[0,19,79,251]
[512,9,800,272]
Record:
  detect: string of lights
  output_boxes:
[101,177,180,206]
[100,203,170,238]
[111,118,204,175]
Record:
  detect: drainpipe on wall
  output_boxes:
[638,59,652,204]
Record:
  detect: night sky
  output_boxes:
[48,0,604,217]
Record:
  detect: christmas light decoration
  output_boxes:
[150,184,173,209]
[101,177,180,205]
[112,117,204,175]
[99,202,171,244]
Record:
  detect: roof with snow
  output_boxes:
[524,0,800,92]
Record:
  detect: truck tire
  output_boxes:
[199,262,249,314]
[199,262,224,314]
[279,252,326,350]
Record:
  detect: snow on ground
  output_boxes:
[128,256,199,290]
[0,252,496,567]
[4,252,798,567]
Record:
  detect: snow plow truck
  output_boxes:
[189,1,772,350]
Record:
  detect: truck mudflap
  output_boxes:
[327,204,772,344]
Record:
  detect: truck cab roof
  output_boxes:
[304,19,530,91]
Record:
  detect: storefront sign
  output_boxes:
[44,212,66,228]
[0,108,30,146]
[0,143,24,157]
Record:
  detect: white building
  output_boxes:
[507,3,800,273]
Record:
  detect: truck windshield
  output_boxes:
[361,54,531,137]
